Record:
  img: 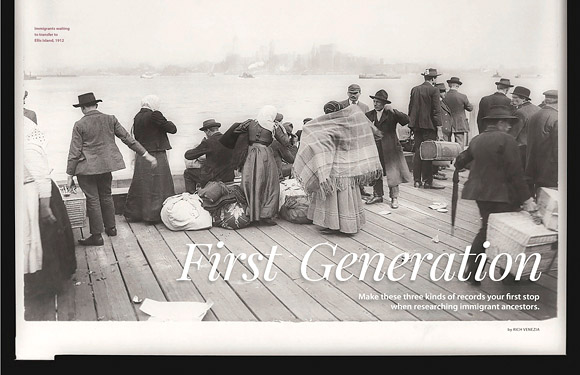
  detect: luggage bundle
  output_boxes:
[419,140,462,161]
[198,181,250,230]
[486,211,558,277]
[160,193,212,231]
[278,179,312,224]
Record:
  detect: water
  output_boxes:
[21,72,559,181]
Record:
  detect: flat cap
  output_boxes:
[543,90,558,98]
[347,84,361,92]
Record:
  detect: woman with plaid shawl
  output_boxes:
[293,101,383,234]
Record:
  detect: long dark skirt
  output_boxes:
[124,151,175,223]
[24,181,77,299]
[242,144,280,222]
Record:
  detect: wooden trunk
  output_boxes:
[486,211,558,277]
[536,187,558,232]
[419,140,462,161]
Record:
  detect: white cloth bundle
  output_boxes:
[160,193,212,231]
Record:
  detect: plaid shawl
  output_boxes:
[293,105,382,199]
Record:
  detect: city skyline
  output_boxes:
[18,0,565,75]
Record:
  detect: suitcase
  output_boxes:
[419,140,462,161]
[486,211,558,277]
[536,187,558,231]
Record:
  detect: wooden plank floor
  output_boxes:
[24,169,560,322]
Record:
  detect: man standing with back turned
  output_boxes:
[408,68,445,189]
[67,92,157,246]
[444,76,473,148]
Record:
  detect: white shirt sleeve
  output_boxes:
[24,142,52,198]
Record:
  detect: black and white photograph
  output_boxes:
[14,0,566,358]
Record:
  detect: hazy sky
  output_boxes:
[19,0,565,71]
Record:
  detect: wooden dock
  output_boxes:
[23,170,559,322]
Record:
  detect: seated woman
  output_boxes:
[293,101,383,234]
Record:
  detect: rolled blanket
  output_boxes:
[293,105,383,199]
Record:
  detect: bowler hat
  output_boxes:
[369,89,391,104]
[348,84,361,93]
[495,78,514,88]
[511,86,531,100]
[421,68,442,77]
[275,113,284,122]
[73,92,103,107]
[199,118,221,131]
[435,83,447,92]
[482,105,518,121]
[543,89,558,98]
[446,76,462,85]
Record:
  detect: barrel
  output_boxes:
[419,140,462,161]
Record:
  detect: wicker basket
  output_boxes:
[60,187,87,229]
[486,211,558,277]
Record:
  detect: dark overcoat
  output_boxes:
[454,125,531,205]
[476,92,512,133]
[444,89,473,132]
[510,101,540,146]
[366,108,412,186]
[185,132,235,185]
[408,81,442,130]
[132,108,177,152]
[525,106,558,189]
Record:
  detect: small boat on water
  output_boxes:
[239,72,254,78]
[24,72,40,80]
[515,73,541,78]
[140,73,157,79]
[359,73,401,79]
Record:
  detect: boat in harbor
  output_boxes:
[140,73,155,79]
[24,72,40,80]
[515,73,541,78]
[239,72,254,78]
[359,73,401,79]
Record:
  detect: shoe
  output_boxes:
[360,190,371,197]
[433,172,448,181]
[78,234,104,246]
[105,227,117,237]
[423,182,445,189]
[413,181,422,188]
[391,198,399,209]
[259,218,277,226]
[365,196,384,205]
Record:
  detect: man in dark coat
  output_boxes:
[510,86,540,169]
[454,105,538,285]
[67,92,157,246]
[525,90,558,194]
[444,77,473,148]
[436,83,453,141]
[408,68,444,189]
[339,83,370,113]
[184,119,234,191]
[476,78,514,133]
[365,89,412,208]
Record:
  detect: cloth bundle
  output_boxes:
[160,193,212,231]
[198,181,250,230]
[293,105,383,199]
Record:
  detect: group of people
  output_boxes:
[21,67,559,298]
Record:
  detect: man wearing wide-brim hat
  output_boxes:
[476,78,514,133]
[408,68,445,189]
[454,105,538,285]
[525,90,559,194]
[184,118,235,192]
[444,76,473,148]
[66,92,157,246]
[364,89,412,208]
[509,86,540,169]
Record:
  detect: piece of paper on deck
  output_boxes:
[139,299,214,322]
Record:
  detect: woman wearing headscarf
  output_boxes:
[293,101,383,234]
[232,105,291,226]
[23,116,76,307]
[124,95,177,223]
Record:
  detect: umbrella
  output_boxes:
[451,168,460,236]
